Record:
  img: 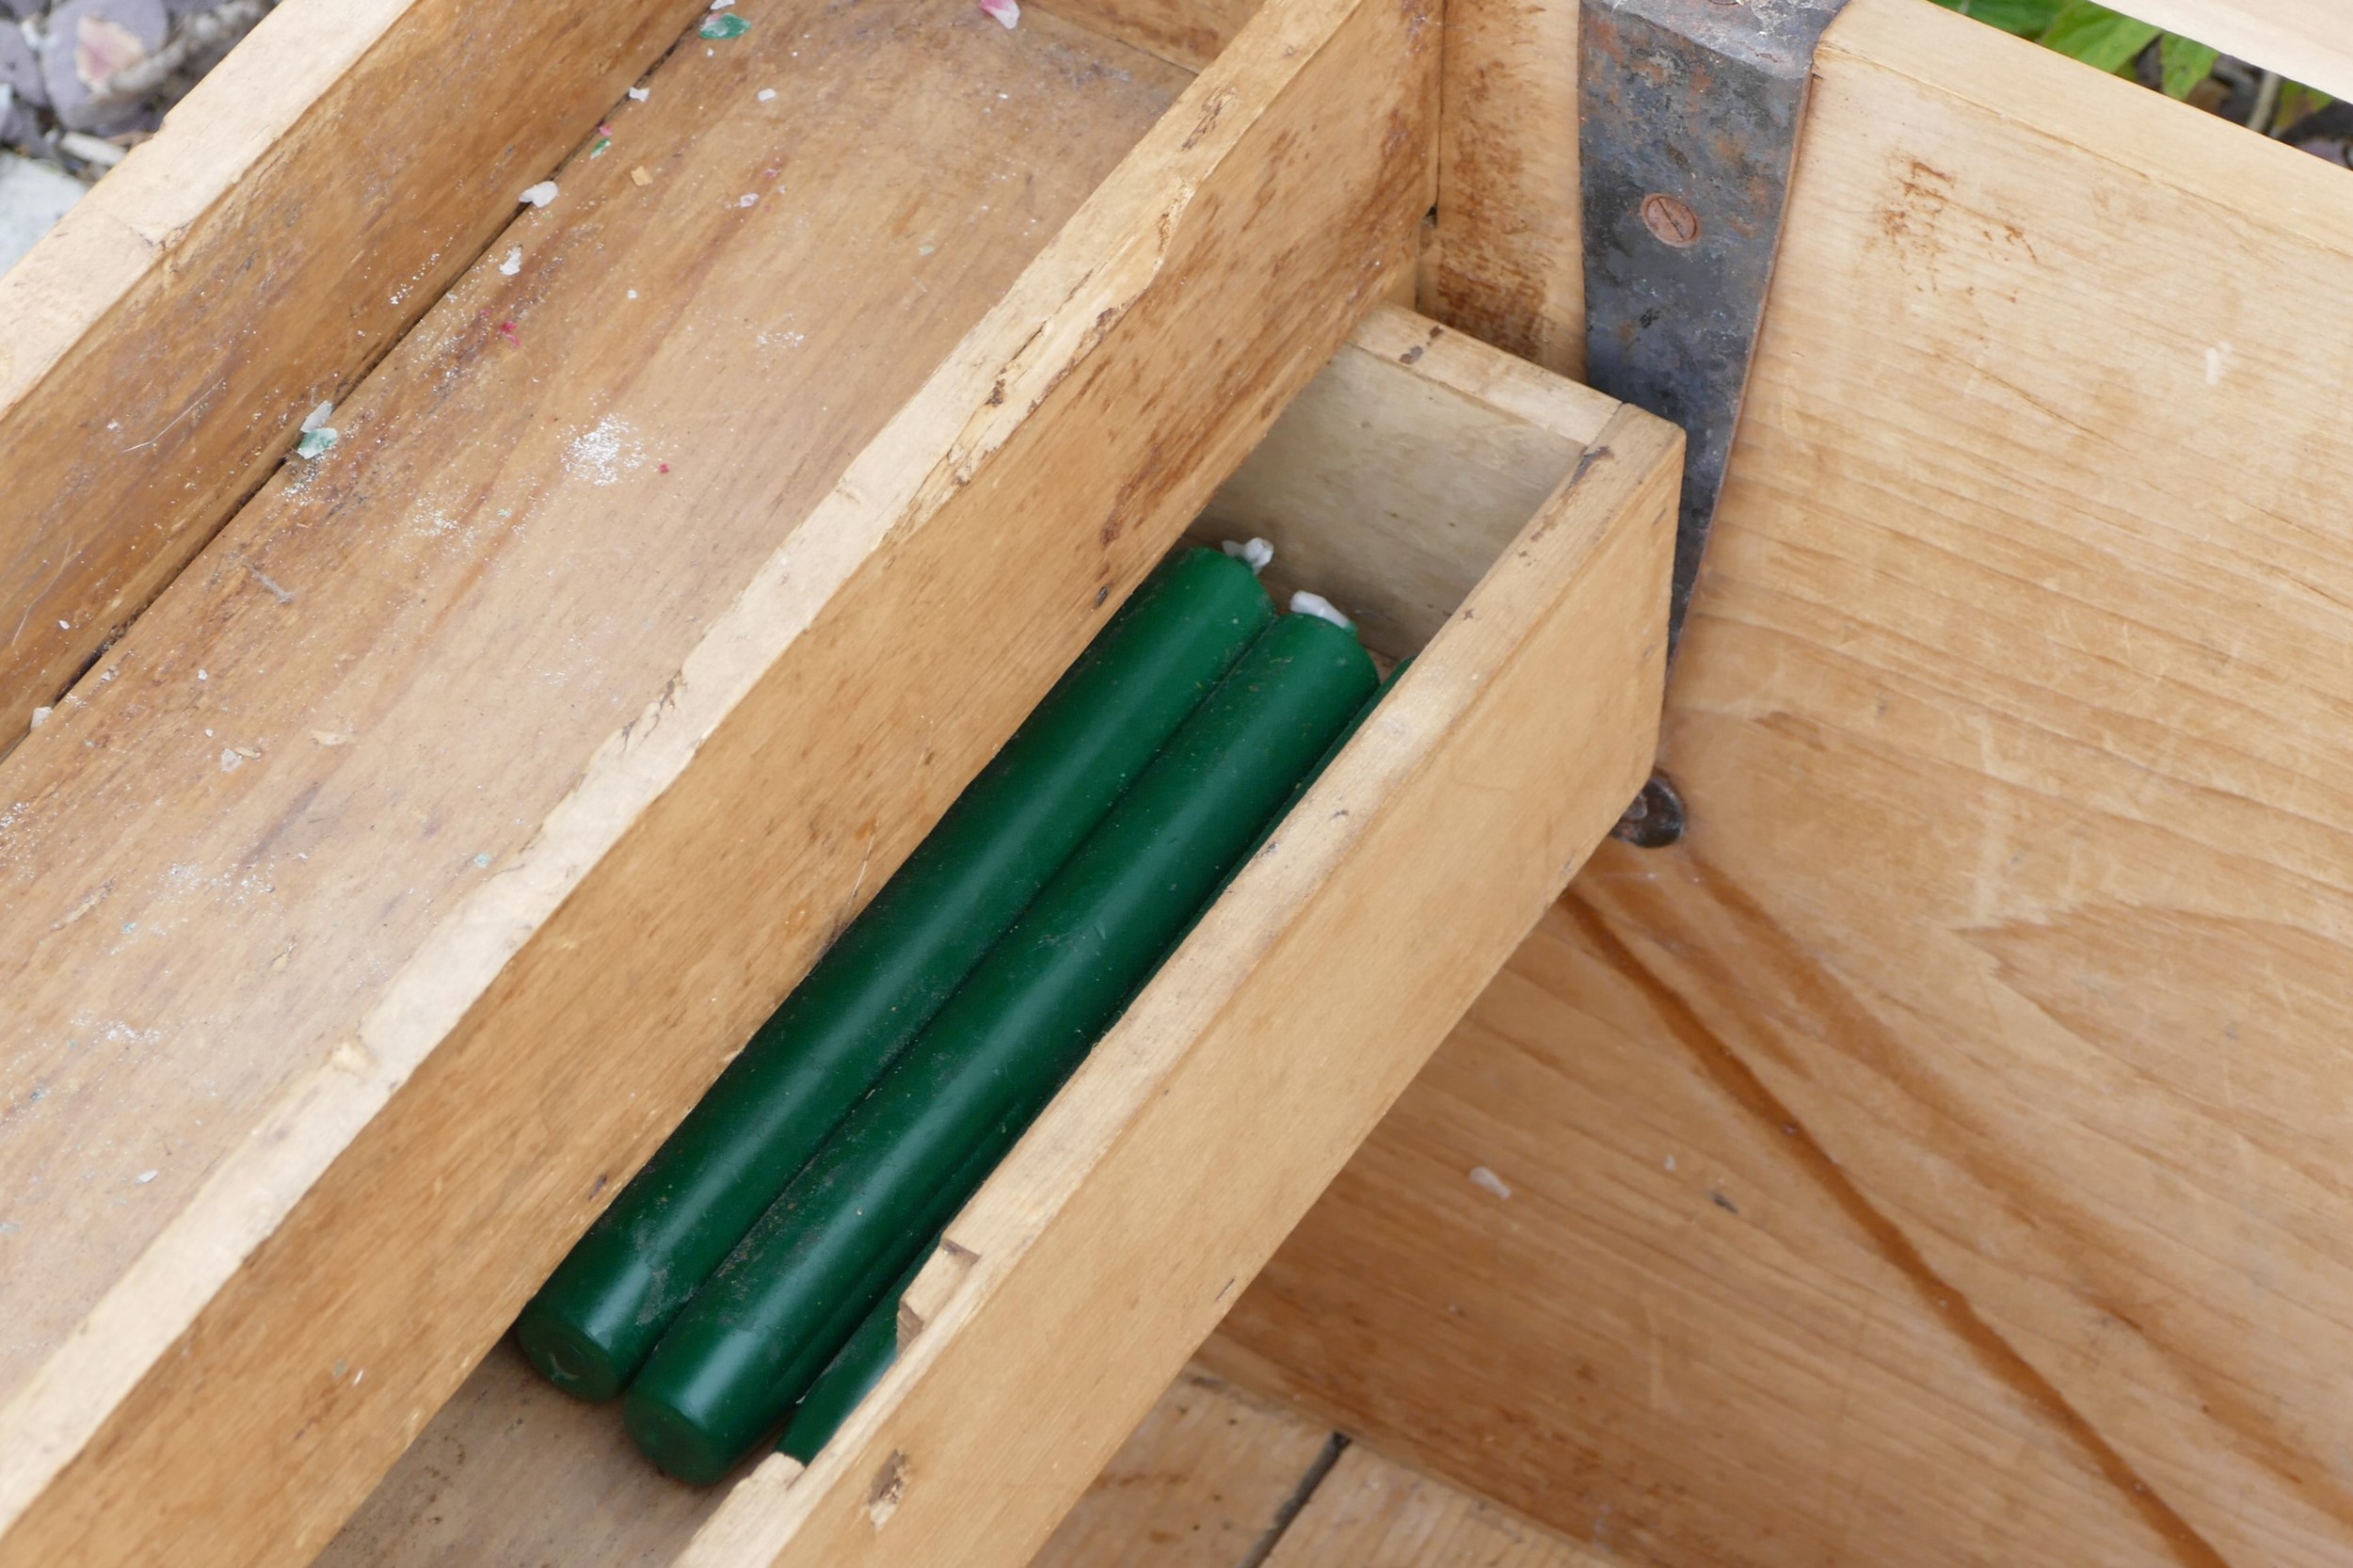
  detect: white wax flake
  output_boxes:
[1222,536,1273,575]
[757,88,776,101]
[55,618,67,630]
[1289,590,1351,629]
[136,1170,157,1184]
[197,669,208,681]
[28,706,51,729]
[1468,1166,1513,1200]
[738,193,759,207]
[473,853,492,868]
[300,400,334,433]
[626,288,639,299]
[979,0,1018,26]
[628,86,649,101]
[518,180,559,208]
[219,748,242,773]
[499,247,522,276]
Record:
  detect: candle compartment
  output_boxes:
[317,303,1678,1568]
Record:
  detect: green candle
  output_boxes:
[624,613,1378,1482]
[772,1234,936,1464]
[515,550,1273,1400]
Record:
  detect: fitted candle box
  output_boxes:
[0,0,1673,1548]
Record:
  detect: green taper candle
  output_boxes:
[514,550,1272,1400]
[624,613,1379,1481]
[772,1234,936,1464]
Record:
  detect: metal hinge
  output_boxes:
[1581,0,1852,659]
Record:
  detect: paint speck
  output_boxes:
[738,192,758,207]
[658,462,671,473]
[1468,1166,1512,1200]
[120,922,136,935]
[29,706,51,729]
[519,180,558,208]
[499,247,521,276]
[197,669,208,681]
[296,426,339,459]
[56,618,69,630]
[700,10,749,37]
[106,420,119,430]
[220,748,242,772]
[564,415,645,487]
[136,1170,157,1184]
[628,86,649,101]
[918,243,935,254]
[980,0,1018,25]
[627,288,639,298]
[473,853,492,868]
[757,87,776,101]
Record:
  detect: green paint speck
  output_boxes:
[700,11,750,37]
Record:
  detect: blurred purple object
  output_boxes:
[40,0,166,132]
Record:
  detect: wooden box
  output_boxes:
[0,0,1677,1558]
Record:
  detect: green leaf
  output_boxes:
[2038,2,2162,74]
[2157,34,2221,98]
[1930,0,2066,38]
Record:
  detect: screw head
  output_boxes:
[1641,192,1702,248]
[1611,772,1687,849]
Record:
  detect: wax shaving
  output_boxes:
[979,0,1018,27]
[518,179,557,207]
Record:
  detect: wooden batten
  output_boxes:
[0,0,1438,1558]
[0,0,711,751]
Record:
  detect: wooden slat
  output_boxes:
[1222,2,2353,1565]
[1029,0,1263,70]
[1208,904,2184,1567]
[1026,1368,1335,1568]
[0,0,708,751]
[1417,0,1581,376]
[675,404,1675,1567]
[2111,0,2353,104]
[1265,1445,1609,1568]
[0,0,1442,1554]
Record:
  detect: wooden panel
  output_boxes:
[1224,3,2353,1566]
[1209,904,2183,1568]
[1196,305,1615,656]
[0,0,1442,1555]
[1266,1445,1609,1568]
[1417,0,1581,376]
[0,0,707,750]
[674,405,1674,1566]
[1027,1368,1335,1568]
[2112,0,2353,103]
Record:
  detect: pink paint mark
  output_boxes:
[658,462,672,473]
[498,321,520,344]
